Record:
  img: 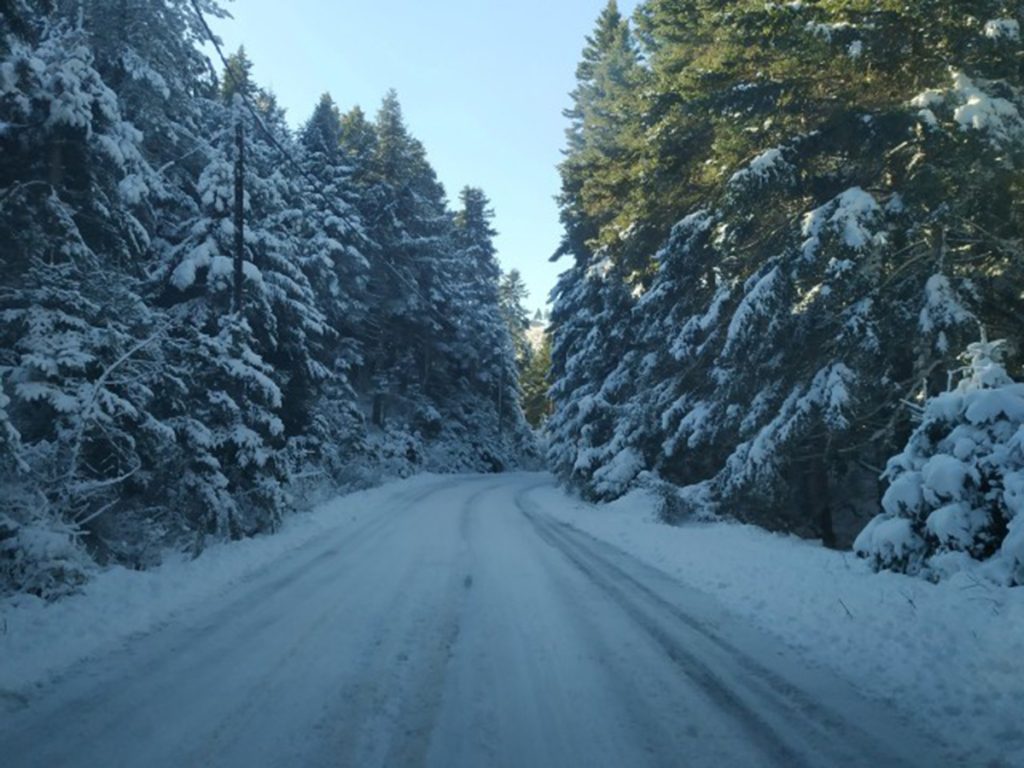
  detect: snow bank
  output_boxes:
[539,485,1024,767]
[0,474,444,692]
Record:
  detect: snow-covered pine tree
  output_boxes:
[445,187,533,469]
[74,0,223,174]
[521,329,552,429]
[0,9,177,594]
[546,0,1024,549]
[356,91,447,431]
[856,338,1024,586]
[547,253,640,499]
[291,93,371,486]
[158,54,320,540]
[684,1,1024,541]
[627,210,732,496]
[499,269,533,372]
[547,0,648,499]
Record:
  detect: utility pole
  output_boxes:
[497,358,505,440]
[233,106,245,315]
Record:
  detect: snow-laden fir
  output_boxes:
[856,339,1024,585]
[546,0,1024,583]
[0,1,536,599]
[1,2,1022,766]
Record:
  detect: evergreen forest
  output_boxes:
[548,1,1024,584]
[3,0,1024,596]
[0,0,537,596]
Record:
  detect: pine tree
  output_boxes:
[220,46,257,103]
[548,2,646,498]
[339,105,379,187]
[856,338,1024,586]
[558,0,647,271]
[159,125,291,539]
[301,93,342,156]
[360,91,450,426]
[546,0,1024,554]
[521,331,552,428]
[0,9,175,593]
[499,269,532,370]
[292,93,371,481]
[447,187,529,467]
[0,1,537,598]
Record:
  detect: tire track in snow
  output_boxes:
[425,477,746,768]
[0,474,950,768]
[0,476,494,768]
[324,480,498,768]
[514,481,933,768]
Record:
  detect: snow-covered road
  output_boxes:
[3,473,952,767]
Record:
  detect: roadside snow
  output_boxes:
[4,472,1021,765]
[540,485,1024,768]
[0,474,444,692]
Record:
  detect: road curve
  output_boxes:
[1,473,953,767]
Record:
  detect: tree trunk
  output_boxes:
[811,458,838,550]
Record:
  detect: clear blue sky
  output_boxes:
[210,0,638,314]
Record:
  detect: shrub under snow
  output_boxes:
[855,339,1024,585]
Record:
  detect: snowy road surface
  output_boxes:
[3,473,953,767]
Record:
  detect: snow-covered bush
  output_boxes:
[632,473,718,525]
[0,486,93,600]
[855,339,1024,585]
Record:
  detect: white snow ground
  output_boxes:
[540,485,1024,768]
[1,473,1020,767]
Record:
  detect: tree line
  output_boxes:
[548,1,1023,582]
[0,0,535,597]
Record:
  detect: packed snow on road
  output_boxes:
[3,473,1020,767]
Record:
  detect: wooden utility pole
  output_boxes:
[233,114,245,315]
[497,359,505,440]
